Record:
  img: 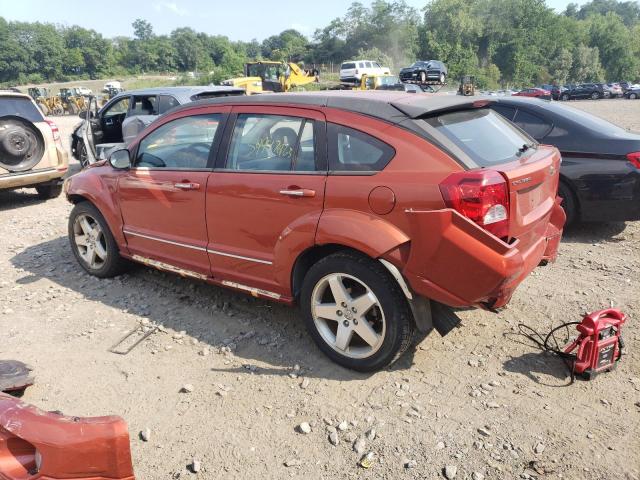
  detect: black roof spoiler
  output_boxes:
[390,97,495,119]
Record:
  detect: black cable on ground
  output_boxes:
[517,322,581,384]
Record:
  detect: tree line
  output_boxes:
[1,0,639,89]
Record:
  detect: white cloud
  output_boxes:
[154,2,189,16]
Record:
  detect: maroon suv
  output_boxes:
[65,92,565,371]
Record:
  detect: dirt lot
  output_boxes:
[1,99,639,480]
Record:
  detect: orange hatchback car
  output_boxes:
[65,92,565,371]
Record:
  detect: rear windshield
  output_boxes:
[341,63,356,69]
[0,97,44,123]
[422,108,534,167]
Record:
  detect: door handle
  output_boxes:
[174,182,200,190]
[279,188,315,198]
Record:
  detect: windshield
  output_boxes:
[411,62,429,68]
[247,63,283,81]
[422,108,535,167]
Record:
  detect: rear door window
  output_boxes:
[341,63,355,70]
[365,62,372,68]
[129,95,158,116]
[421,108,535,167]
[328,124,395,173]
[158,95,180,114]
[0,97,43,122]
[225,114,317,172]
[513,109,553,140]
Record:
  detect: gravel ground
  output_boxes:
[1,99,639,480]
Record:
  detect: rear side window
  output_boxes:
[341,63,355,70]
[513,109,553,140]
[422,109,534,167]
[0,97,44,122]
[158,95,180,114]
[328,124,394,173]
[365,62,372,68]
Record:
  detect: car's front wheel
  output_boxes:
[630,93,637,99]
[301,252,414,372]
[419,71,427,83]
[68,202,129,278]
[591,92,600,100]
[439,73,446,84]
[561,93,570,101]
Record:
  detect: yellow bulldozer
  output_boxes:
[59,88,89,115]
[458,75,476,96]
[28,87,65,116]
[223,61,319,94]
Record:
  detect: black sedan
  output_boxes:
[488,97,640,225]
[624,87,640,99]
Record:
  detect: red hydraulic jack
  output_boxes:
[564,308,626,380]
[0,393,135,480]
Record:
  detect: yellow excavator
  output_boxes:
[222,61,319,94]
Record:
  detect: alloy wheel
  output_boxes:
[73,213,108,270]
[311,273,386,359]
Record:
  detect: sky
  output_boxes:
[0,0,585,41]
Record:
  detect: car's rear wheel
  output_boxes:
[630,93,637,99]
[419,71,427,83]
[440,73,446,84]
[300,252,414,372]
[558,181,578,226]
[591,92,599,100]
[35,182,62,199]
[561,93,570,101]
[68,202,129,278]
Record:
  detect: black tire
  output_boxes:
[558,181,578,226]
[35,182,62,199]
[439,72,446,84]
[561,93,570,101]
[300,251,415,372]
[591,92,599,100]
[68,201,129,278]
[630,93,637,100]
[419,71,427,83]
[0,119,45,172]
[78,140,89,168]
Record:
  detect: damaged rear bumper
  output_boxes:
[0,393,134,480]
[402,199,565,310]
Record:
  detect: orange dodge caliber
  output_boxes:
[65,92,565,371]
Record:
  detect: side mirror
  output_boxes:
[109,149,131,169]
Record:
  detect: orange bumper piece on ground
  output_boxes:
[0,393,134,480]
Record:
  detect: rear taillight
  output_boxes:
[627,152,640,169]
[45,119,60,142]
[439,169,510,239]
